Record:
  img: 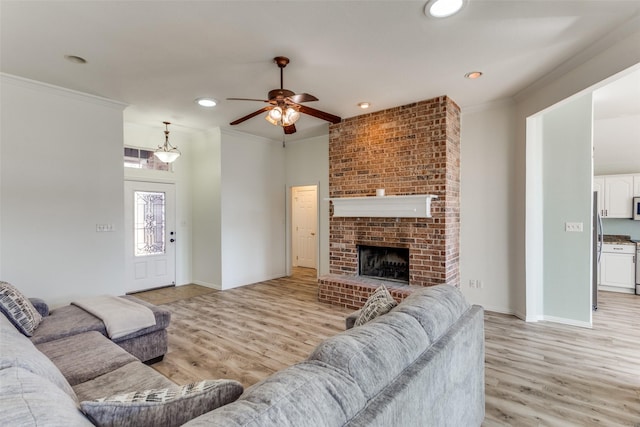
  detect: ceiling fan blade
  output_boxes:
[230,106,272,125]
[288,93,318,103]
[298,104,342,124]
[283,124,296,134]
[227,97,270,102]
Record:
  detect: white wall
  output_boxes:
[541,94,593,326]
[284,135,330,276]
[220,130,286,289]
[191,128,222,288]
[460,100,518,314]
[0,74,126,306]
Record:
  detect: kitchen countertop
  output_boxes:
[603,234,636,245]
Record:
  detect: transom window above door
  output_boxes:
[124,147,170,171]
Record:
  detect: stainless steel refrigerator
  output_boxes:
[592,191,603,311]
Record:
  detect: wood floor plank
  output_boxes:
[134,271,640,426]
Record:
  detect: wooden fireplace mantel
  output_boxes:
[328,194,438,218]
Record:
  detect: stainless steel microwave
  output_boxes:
[634,197,640,220]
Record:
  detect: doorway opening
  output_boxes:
[291,185,318,273]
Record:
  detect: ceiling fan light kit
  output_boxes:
[228,56,341,135]
[154,121,181,163]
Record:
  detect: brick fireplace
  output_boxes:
[318,96,460,310]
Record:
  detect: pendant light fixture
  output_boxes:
[154,121,181,163]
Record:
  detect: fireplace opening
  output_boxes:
[358,245,409,284]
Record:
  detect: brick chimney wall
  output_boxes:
[318,96,460,310]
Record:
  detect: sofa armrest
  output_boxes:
[345,310,361,330]
[29,298,49,317]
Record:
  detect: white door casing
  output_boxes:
[124,181,176,292]
[292,185,317,269]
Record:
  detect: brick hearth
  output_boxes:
[318,96,460,309]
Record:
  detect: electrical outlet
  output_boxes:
[469,279,482,289]
[565,222,583,232]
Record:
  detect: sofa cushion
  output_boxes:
[36,331,138,386]
[309,311,430,399]
[0,312,78,402]
[184,361,367,427]
[391,284,470,342]
[80,379,243,427]
[30,304,106,345]
[0,281,42,336]
[0,367,92,426]
[354,285,397,327]
[73,361,177,402]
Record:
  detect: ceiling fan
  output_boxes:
[228,56,341,135]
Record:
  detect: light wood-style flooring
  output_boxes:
[133,270,640,426]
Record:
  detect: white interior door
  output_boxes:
[124,181,176,292]
[292,185,317,269]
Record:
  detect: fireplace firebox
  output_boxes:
[358,245,409,284]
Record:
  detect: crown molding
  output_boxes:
[1,73,128,110]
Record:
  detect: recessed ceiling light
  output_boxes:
[464,71,483,79]
[358,102,371,109]
[425,0,464,18]
[195,98,217,107]
[64,55,87,64]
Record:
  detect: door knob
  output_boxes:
[170,238,175,243]
[310,233,316,236]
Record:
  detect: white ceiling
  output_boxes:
[1,0,639,141]
[593,69,640,175]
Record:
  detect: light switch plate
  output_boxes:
[565,222,583,232]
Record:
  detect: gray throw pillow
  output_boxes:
[354,285,398,327]
[0,281,42,336]
[80,379,243,427]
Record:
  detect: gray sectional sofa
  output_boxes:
[184,284,485,426]
[1,283,484,426]
[0,293,243,426]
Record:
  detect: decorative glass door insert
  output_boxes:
[134,191,166,256]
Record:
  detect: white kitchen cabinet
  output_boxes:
[599,244,635,293]
[594,174,634,218]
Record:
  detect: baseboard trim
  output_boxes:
[483,305,516,316]
[542,315,592,329]
[192,280,222,290]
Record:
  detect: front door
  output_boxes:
[292,185,318,269]
[124,181,176,292]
